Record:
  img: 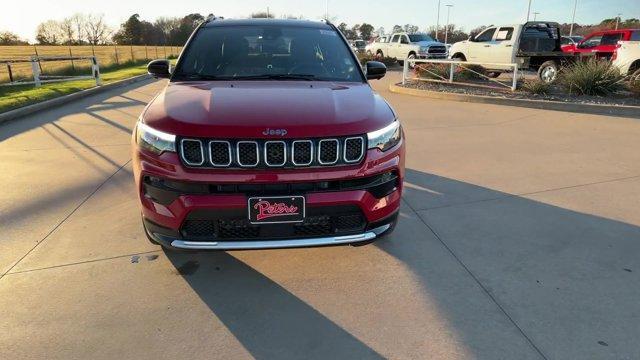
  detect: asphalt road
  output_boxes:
[1,72,639,360]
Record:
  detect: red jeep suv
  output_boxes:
[133,18,404,251]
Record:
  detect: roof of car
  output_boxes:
[203,18,332,29]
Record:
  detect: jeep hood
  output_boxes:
[143,81,395,138]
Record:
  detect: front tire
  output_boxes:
[407,53,416,69]
[538,60,559,83]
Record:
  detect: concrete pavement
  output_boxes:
[1,72,639,359]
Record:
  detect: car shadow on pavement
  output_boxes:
[165,251,385,360]
[0,79,154,142]
[372,168,640,359]
[163,168,640,359]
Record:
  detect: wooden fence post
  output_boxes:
[32,45,43,72]
[145,45,148,60]
[7,63,13,83]
[114,44,119,65]
[130,44,134,62]
[68,45,75,72]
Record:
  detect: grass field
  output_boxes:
[0,45,182,83]
[0,60,155,114]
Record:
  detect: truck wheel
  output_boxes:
[452,54,466,61]
[398,59,404,66]
[407,53,416,69]
[376,50,384,59]
[538,61,559,83]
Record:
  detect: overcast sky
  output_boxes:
[2,0,638,42]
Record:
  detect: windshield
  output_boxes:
[174,25,363,82]
[408,34,435,42]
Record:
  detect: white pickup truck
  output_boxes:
[367,32,447,65]
[449,21,579,82]
[612,41,640,78]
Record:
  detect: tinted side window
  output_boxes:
[583,35,602,47]
[401,36,409,44]
[391,35,400,43]
[561,37,571,45]
[632,31,640,41]
[496,27,514,41]
[475,28,496,42]
[601,33,623,45]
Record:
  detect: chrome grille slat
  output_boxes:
[344,137,365,163]
[264,141,287,167]
[292,140,313,166]
[237,141,259,167]
[318,139,339,165]
[180,139,205,166]
[179,136,365,168]
[209,141,232,167]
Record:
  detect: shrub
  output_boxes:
[357,52,397,67]
[628,70,640,96]
[414,63,486,81]
[559,59,625,96]
[414,63,450,79]
[522,80,551,95]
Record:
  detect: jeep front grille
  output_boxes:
[178,136,366,169]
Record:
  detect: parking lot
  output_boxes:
[1,71,639,359]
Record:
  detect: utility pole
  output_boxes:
[326,0,329,20]
[615,13,622,30]
[267,7,270,18]
[526,0,532,21]
[435,0,441,41]
[445,4,453,45]
[569,0,578,36]
[533,12,540,21]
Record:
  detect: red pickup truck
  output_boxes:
[562,29,640,59]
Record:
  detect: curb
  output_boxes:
[0,74,153,125]
[389,83,640,119]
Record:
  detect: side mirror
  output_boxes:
[366,61,386,80]
[147,59,171,78]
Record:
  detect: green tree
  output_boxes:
[113,14,143,44]
[359,23,374,41]
[251,11,274,18]
[0,31,28,45]
[168,13,205,45]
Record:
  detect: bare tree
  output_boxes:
[154,17,180,45]
[71,13,86,44]
[35,20,64,44]
[59,18,75,45]
[85,14,111,44]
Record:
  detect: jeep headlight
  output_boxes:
[367,121,402,152]
[135,120,176,155]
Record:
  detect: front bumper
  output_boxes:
[417,53,448,59]
[144,215,396,250]
[133,141,405,250]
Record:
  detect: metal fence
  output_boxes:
[402,58,520,91]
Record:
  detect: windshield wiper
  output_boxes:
[231,74,317,81]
